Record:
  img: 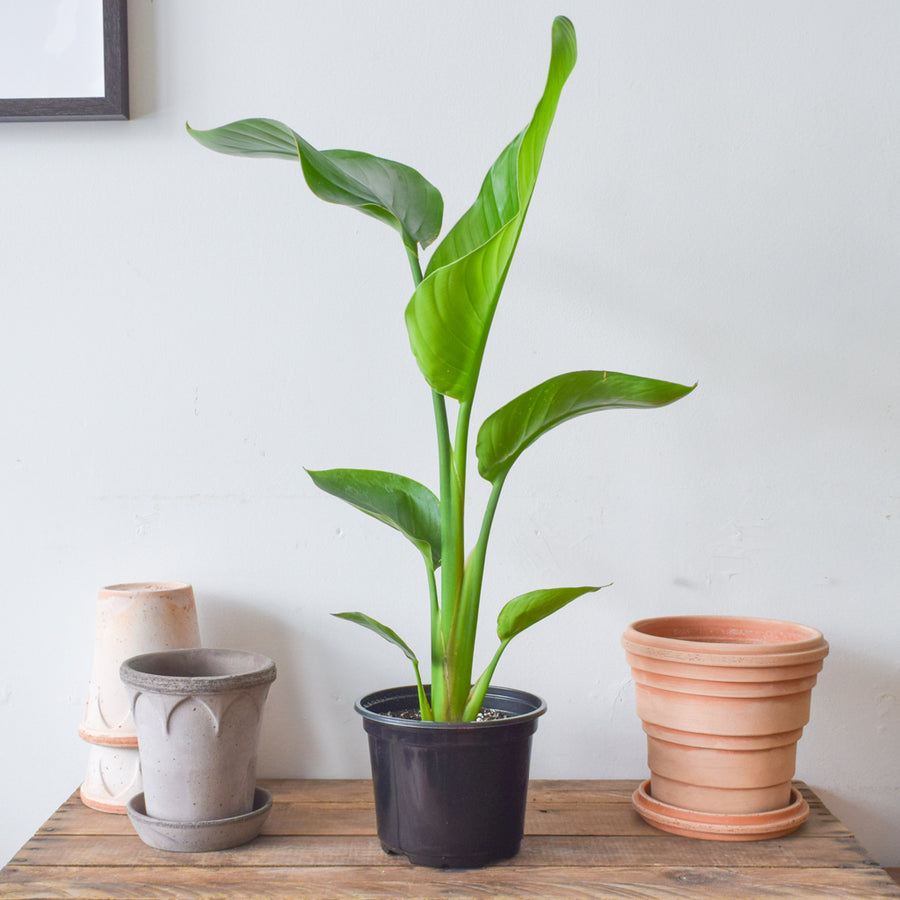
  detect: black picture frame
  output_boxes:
[0,0,128,122]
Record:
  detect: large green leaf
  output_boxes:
[404,16,577,401]
[497,585,604,642]
[186,118,443,250]
[476,370,696,484]
[307,468,441,568]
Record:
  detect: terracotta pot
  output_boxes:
[79,582,201,813]
[120,648,276,826]
[622,615,828,840]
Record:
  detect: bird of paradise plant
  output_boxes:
[187,16,694,722]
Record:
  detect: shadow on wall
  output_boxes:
[801,644,900,866]
[196,594,370,777]
[126,0,157,119]
[816,786,900,868]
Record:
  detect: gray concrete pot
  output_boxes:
[120,648,276,828]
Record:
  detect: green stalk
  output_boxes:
[454,399,472,500]
[435,390,459,646]
[407,241,455,720]
[464,638,511,721]
[404,240,423,286]
[410,658,433,721]
[421,558,439,722]
[431,391,454,718]
[448,472,507,719]
[442,399,473,718]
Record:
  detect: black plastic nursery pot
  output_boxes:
[355,685,546,868]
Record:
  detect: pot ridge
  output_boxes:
[622,615,828,668]
[623,614,829,832]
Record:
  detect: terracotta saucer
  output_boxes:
[632,779,809,841]
[126,787,272,852]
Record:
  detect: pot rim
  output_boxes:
[355,684,546,729]
[623,615,828,666]
[120,648,276,694]
[100,581,192,596]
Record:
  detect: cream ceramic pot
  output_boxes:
[79,582,201,813]
[80,582,201,744]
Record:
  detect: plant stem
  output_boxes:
[406,241,455,720]
[454,400,472,501]
[441,399,473,717]
[425,555,441,696]
[464,638,511,720]
[404,241,423,286]
[448,472,507,718]
[430,391,455,718]
[411,659,433,721]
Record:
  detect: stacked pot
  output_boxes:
[622,615,829,841]
[79,582,201,813]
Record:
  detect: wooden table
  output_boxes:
[2,779,898,899]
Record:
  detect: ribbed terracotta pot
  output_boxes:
[622,615,828,840]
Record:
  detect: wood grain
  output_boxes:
[2,780,898,899]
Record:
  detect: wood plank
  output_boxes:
[522,801,848,838]
[266,778,644,804]
[31,801,686,839]
[2,865,900,900]
[257,778,640,804]
[525,779,642,804]
[35,779,637,835]
[9,833,882,869]
[39,782,846,840]
[256,778,377,804]
[41,779,833,814]
[5,780,897,900]
[29,802,662,840]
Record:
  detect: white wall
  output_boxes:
[2,0,899,867]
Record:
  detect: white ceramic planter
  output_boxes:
[80,582,201,744]
[79,582,201,813]
[120,648,276,827]
[80,744,143,814]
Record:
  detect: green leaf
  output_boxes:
[497,585,604,643]
[307,468,441,568]
[186,118,443,250]
[476,371,696,484]
[404,16,577,401]
[333,612,419,664]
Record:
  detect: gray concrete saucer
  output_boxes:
[126,787,273,852]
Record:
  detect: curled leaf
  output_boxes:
[187,118,443,250]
